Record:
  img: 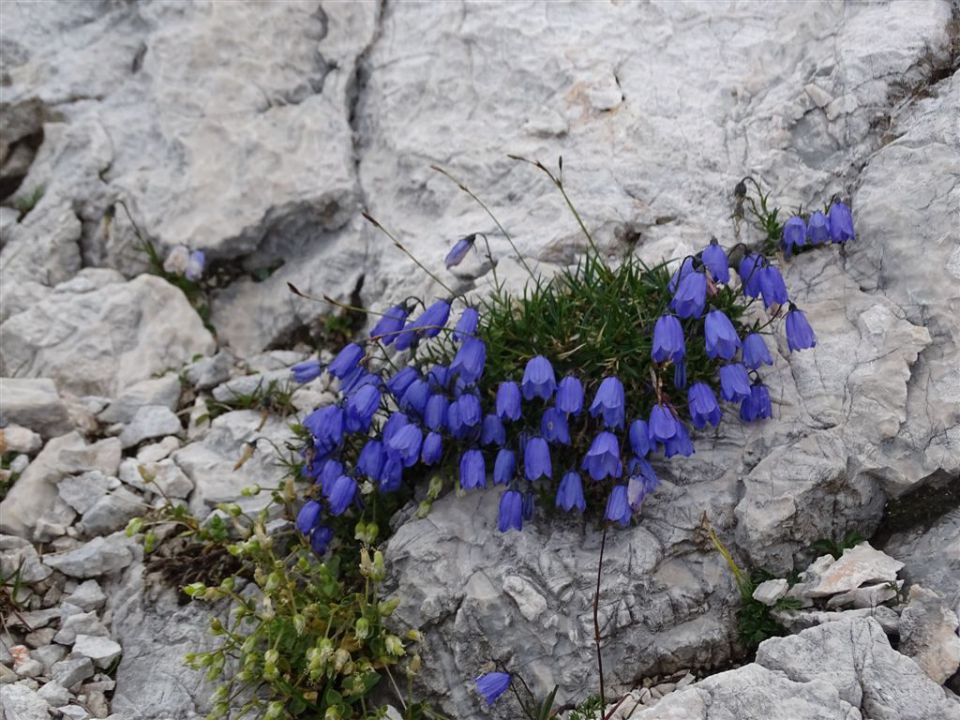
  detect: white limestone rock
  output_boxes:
[0,535,52,584]
[72,635,121,670]
[78,487,144,537]
[0,682,50,720]
[99,375,182,425]
[806,543,904,598]
[182,352,233,391]
[0,426,42,455]
[42,534,135,579]
[50,656,94,689]
[58,471,112,515]
[64,580,106,613]
[0,378,72,438]
[899,585,960,685]
[752,579,788,607]
[118,406,182,449]
[883,508,960,612]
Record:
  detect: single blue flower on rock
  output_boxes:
[328,474,357,516]
[740,383,773,422]
[185,250,205,282]
[357,440,385,480]
[604,485,631,526]
[627,457,659,510]
[785,306,817,351]
[668,256,696,293]
[400,378,430,418]
[807,210,830,245]
[445,234,476,268]
[291,359,322,384]
[648,404,678,443]
[738,253,765,298]
[451,336,486,384]
[386,367,419,398]
[386,424,423,468]
[670,269,707,319]
[498,490,523,532]
[370,304,408,345]
[651,314,685,364]
[476,672,511,704]
[541,406,571,444]
[702,238,730,283]
[459,449,486,490]
[742,333,773,370]
[555,375,584,415]
[524,436,552,480]
[589,376,626,430]
[481,414,507,446]
[522,355,557,400]
[828,201,855,243]
[704,310,741,360]
[782,216,806,255]
[556,471,587,512]
[496,381,522,421]
[688,382,721,429]
[309,526,334,554]
[629,419,651,457]
[295,500,321,535]
[759,265,789,308]
[664,420,695,457]
[421,431,443,465]
[328,343,364,379]
[493,448,515,485]
[345,384,380,433]
[304,405,344,456]
[719,363,751,401]
[424,394,448,432]
[582,431,622,481]
[453,307,480,341]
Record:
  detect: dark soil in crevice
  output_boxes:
[872,470,960,548]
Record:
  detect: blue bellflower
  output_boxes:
[785,306,816,351]
[668,256,695,293]
[688,382,721,429]
[421,431,443,465]
[378,456,403,492]
[400,378,430,418]
[524,436,552,480]
[742,333,773,370]
[481,414,507,446]
[704,310,741,360]
[493,448,515,485]
[453,307,480,341]
[670,269,707,319]
[522,492,536,521]
[345,384,380,433]
[328,474,357,516]
[589,376,626,429]
[664,420,695,457]
[719,363,751,401]
[185,250,205,282]
[317,459,344,496]
[450,336,486,384]
[782,216,806,255]
[445,234,476,268]
[555,375,584,415]
[651,314,685,364]
[394,299,451,350]
[522,355,557,401]
[498,490,523,532]
[357,440,384,480]
[449,393,482,437]
[807,210,830,245]
[541,406,571,444]
[428,364,452,391]
[381,411,410,443]
[386,424,423,468]
[629,419,651,457]
[496,381,522,421]
[702,238,730,284]
[424,394,448,431]
[370,304,408,345]
[291,359,322,384]
[304,405,344,457]
[386,367,419,398]
[828,201,855,243]
[604,485,631,526]
[740,383,773,422]
[738,253,765,298]
[582,431,622,481]
[648,404,678,443]
[295,500,321,535]
[556,471,587,512]
[627,457,659,510]
[459,449,486,490]
[309,526,334,554]
[328,343,364,379]
[759,265,789,308]
[475,672,511,704]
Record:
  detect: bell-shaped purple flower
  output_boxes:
[556,375,584,415]
[459,449,486,490]
[381,411,410,443]
[453,307,479,341]
[524,436,552,480]
[759,265,789,308]
[668,256,695,294]
[806,210,830,245]
[340,367,379,396]
[309,526,334,555]
[328,474,357,516]
[648,404,678,443]
[688,382,721,429]
[291,359,322,384]
[421,431,443,465]
[702,238,730,284]
[785,306,816,351]
[400,378,430,418]
[317,459,343,496]
[522,492,536,520]
[498,490,523,532]
[328,343,364,379]
[493,448,515,485]
[670,269,707,319]
[386,367,419,398]
[450,337,486,384]
[357,440,385,480]
[719,363,751,401]
[394,299,451,350]
[556,471,587,512]
[386,424,423,468]
[481,414,507,446]
[742,333,773,370]
[782,216,806,255]
[295,500,321,535]
[541,406,570,445]
[475,672,511,704]
[185,250,205,282]
[496,381,522,421]
[522,355,557,401]
[378,455,403,492]
[424,394,448,432]
[445,234,476,268]
[627,457,659,510]
[589,376,626,430]
[581,431,622,481]
[370,304,408,345]
[738,253,765,298]
[704,310,741,360]
[651,314,685,364]
[449,393,482,438]
[828,201,855,243]
[629,419,651,457]
[345,384,380,433]
[304,405,344,456]
[740,383,773,422]
[604,485,631,526]
[428,364,452,391]
[664,420,695,458]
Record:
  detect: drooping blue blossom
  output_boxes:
[400,378,430,418]
[328,343,364,379]
[742,333,773,370]
[648,404,679,443]
[394,299,451,350]
[806,210,830,245]
[318,459,344,497]
[738,253,765,298]
[589,376,626,430]
[496,381,522,421]
[459,449,486,490]
[524,436,552,480]
[629,419,651,457]
[381,411,410,444]
[759,265,789,308]
[304,405,344,457]
[556,471,587,512]
[670,269,708,319]
[445,234,476,268]
[386,424,423,468]
[475,672,511,704]
[668,256,695,294]
[481,414,507,446]
[673,359,687,390]
[309,526,334,554]
[453,307,480,341]
[719,363,751,402]
[782,216,806,255]
[688,382,721,429]
[498,490,523,532]
[386,367,419,398]
[651,314,685,364]
[493,448,515,485]
[424,394,448,432]
[370,304,408,345]
[328,474,357,516]
[378,456,403,492]
[291,359,322,384]
[345,384,380,433]
[185,250,205,282]
[664,420,695,457]
[702,238,730,284]
[828,201,855,243]
[785,306,817,351]
[522,355,557,401]
[522,492,536,520]
[340,366,380,396]
[449,393,482,437]
[626,457,659,510]
[421,431,443,465]
[740,383,773,422]
[295,500,321,535]
[704,310,741,360]
[604,485,631,526]
[450,336,486,384]
[541,406,571,445]
[555,375,584,415]
[428,364,452,391]
[582,431,622,481]
[357,440,385,480]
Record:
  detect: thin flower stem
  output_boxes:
[594,524,608,708]
[478,233,500,289]
[362,212,456,295]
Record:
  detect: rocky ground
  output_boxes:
[1,1,959,719]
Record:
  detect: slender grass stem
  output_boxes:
[362,212,456,295]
